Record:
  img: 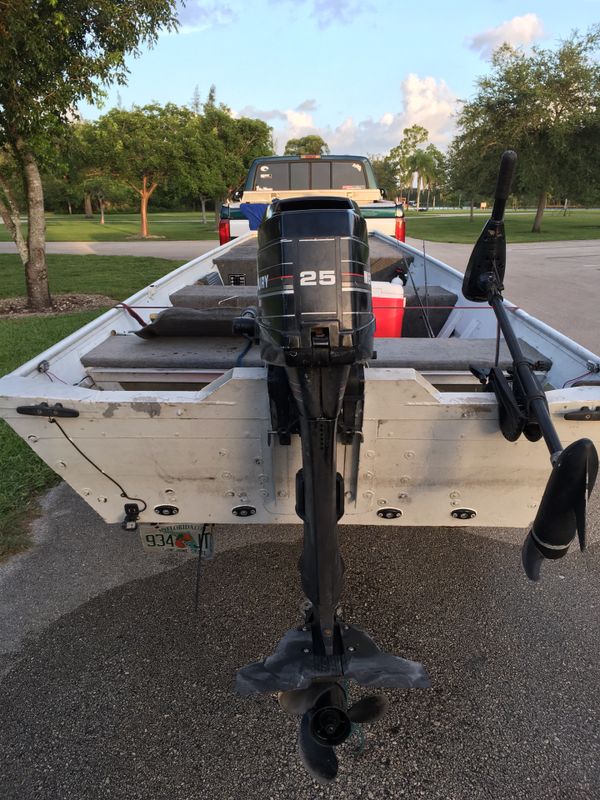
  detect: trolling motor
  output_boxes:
[235,197,429,782]
[464,150,598,580]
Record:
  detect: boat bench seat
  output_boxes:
[82,335,552,373]
[168,284,458,338]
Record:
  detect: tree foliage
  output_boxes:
[0,0,177,307]
[284,135,330,156]
[449,27,600,231]
[370,155,400,199]
[200,88,274,203]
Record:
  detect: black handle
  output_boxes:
[491,150,517,221]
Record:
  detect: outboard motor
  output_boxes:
[236,197,430,783]
[256,196,374,368]
[257,196,373,641]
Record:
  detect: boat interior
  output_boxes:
[79,235,561,394]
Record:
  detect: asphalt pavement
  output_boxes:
[1,236,600,799]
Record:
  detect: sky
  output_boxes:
[78,1,600,155]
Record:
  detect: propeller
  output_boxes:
[280,681,388,783]
[298,708,339,783]
[522,438,598,581]
[348,694,388,723]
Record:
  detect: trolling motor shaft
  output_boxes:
[463,150,598,579]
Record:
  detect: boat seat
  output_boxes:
[169,283,457,339]
[82,334,552,373]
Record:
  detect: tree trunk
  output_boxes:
[0,176,28,265]
[426,187,430,208]
[84,192,93,218]
[99,197,105,225]
[15,142,52,310]
[67,201,72,215]
[213,198,221,230]
[200,196,207,224]
[470,198,474,221]
[139,176,158,237]
[563,198,568,217]
[532,191,546,233]
[415,176,421,210]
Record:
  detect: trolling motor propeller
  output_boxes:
[522,438,598,580]
[278,681,388,783]
[464,150,599,580]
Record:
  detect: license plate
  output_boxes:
[139,523,214,558]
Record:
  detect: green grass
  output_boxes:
[0,211,219,242]
[405,209,600,243]
[0,310,106,558]
[0,253,185,300]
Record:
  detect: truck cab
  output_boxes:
[219,154,404,243]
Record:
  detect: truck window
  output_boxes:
[332,161,367,189]
[311,162,331,189]
[254,162,290,191]
[290,162,309,190]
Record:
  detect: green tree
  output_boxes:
[388,125,429,202]
[201,88,273,217]
[283,135,330,156]
[94,104,220,237]
[0,0,177,308]
[421,144,446,208]
[370,154,400,199]
[454,28,600,233]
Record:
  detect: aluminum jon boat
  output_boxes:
[0,151,598,783]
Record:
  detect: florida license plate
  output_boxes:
[139,523,214,558]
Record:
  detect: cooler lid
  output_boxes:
[371,280,404,298]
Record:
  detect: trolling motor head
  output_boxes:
[462,150,517,302]
[255,196,375,368]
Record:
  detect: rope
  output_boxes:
[117,302,147,327]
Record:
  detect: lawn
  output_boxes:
[404,209,600,243]
[0,310,105,558]
[0,253,185,300]
[0,211,219,242]
[0,251,186,559]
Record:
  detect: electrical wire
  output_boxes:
[235,339,254,367]
[563,370,594,388]
[494,320,501,367]
[49,417,147,511]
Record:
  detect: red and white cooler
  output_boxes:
[371,281,405,338]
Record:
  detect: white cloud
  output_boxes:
[466,13,545,59]
[237,74,459,155]
[176,1,236,33]
[312,0,363,27]
[274,0,371,28]
[296,99,318,112]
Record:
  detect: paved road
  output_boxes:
[1,236,600,799]
[0,239,219,260]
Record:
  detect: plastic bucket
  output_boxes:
[371,281,405,338]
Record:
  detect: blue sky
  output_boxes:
[78,1,600,155]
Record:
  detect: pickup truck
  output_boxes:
[218,154,405,243]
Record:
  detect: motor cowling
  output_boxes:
[256,197,374,368]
